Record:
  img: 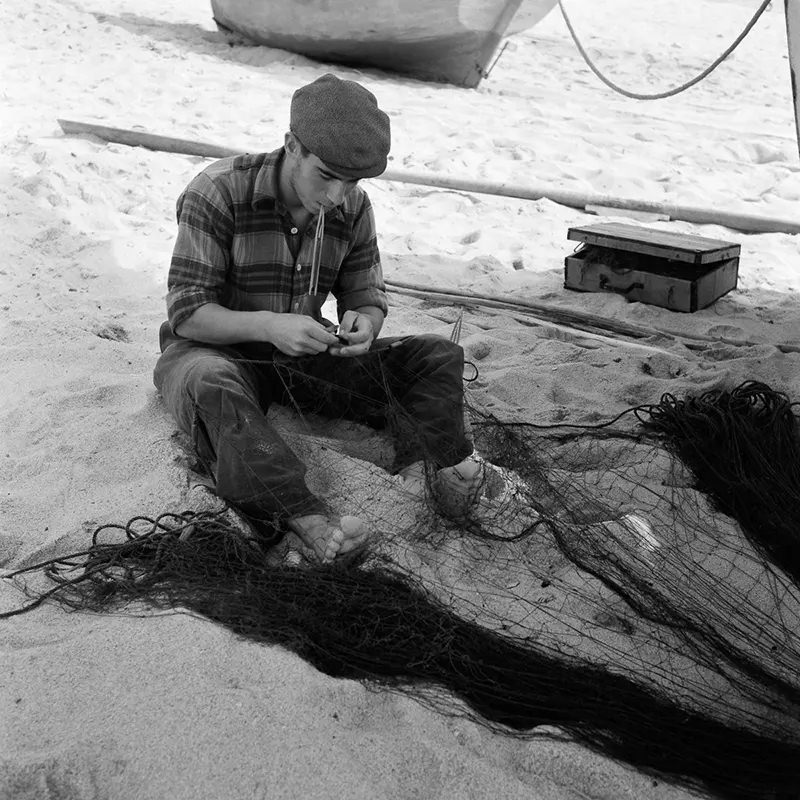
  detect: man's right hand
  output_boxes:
[266,313,340,356]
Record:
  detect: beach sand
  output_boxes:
[1,0,799,797]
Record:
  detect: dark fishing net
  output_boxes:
[3,357,800,800]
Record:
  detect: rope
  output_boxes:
[557,0,774,100]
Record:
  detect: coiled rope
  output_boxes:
[558,0,774,100]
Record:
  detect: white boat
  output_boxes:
[211,0,558,87]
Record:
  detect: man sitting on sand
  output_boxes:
[154,73,481,563]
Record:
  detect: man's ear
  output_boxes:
[285,132,299,155]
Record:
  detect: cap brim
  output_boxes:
[319,158,388,180]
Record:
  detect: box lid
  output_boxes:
[567,222,741,265]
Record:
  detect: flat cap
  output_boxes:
[290,74,391,179]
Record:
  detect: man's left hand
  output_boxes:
[328,310,373,357]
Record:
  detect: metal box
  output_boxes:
[564,223,740,312]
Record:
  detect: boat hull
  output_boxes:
[210,0,557,87]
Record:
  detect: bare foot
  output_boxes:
[395,458,485,518]
[433,457,485,518]
[287,514,370,564]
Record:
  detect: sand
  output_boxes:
[1,0,799,796]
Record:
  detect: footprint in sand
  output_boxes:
[705,324,746,342]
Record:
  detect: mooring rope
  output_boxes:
[557,0,774,100]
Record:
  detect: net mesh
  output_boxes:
[3,360,800,800]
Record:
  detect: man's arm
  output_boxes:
[333,193,388,327]
[177,303,340,356]
[175,303,272,344]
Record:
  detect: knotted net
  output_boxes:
[3,367,799,800]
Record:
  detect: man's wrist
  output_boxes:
[252,310,278,344]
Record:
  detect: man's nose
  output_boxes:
[326,180,347,205]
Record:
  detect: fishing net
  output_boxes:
[3,351,800,800]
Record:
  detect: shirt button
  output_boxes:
[296,264,302,271]
[290,227,298,234]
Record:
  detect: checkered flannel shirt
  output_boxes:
[166,148,388,333]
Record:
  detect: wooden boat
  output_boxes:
[210,0,558,88]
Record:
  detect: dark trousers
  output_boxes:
[153,328,473,528]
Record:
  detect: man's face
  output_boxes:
[288,146,360,214]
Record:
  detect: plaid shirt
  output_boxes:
[166,148,388,332]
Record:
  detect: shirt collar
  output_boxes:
[251,148,283,209]
[251,147,345,222]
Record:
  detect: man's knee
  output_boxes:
[403,334,465,378]
[396,332,462,360]
[155,344,256,417]
[185,357,253,409]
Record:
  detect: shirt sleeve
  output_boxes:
[166,173,235,332]
[333,192,389,320]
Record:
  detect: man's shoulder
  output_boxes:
[181,149,281,210]
[198,150,276,186]
[341,183,372,217]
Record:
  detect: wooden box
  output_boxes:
[564,223,740,312]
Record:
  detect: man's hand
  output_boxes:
[329,310,374,357]
[269,314,340,356]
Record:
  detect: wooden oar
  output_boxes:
[56,119,800,236]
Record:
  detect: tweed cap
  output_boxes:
[290,74,391,179]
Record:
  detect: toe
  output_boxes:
[323,528,344,562]
[339,531,369,555]
[338,516,371,555]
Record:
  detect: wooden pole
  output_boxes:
[56,118,800,236]
[385,278,660,340]
[385,278,800,354]
[57,119,242,159]
[787,0,800,159]
[378,168,800,234]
